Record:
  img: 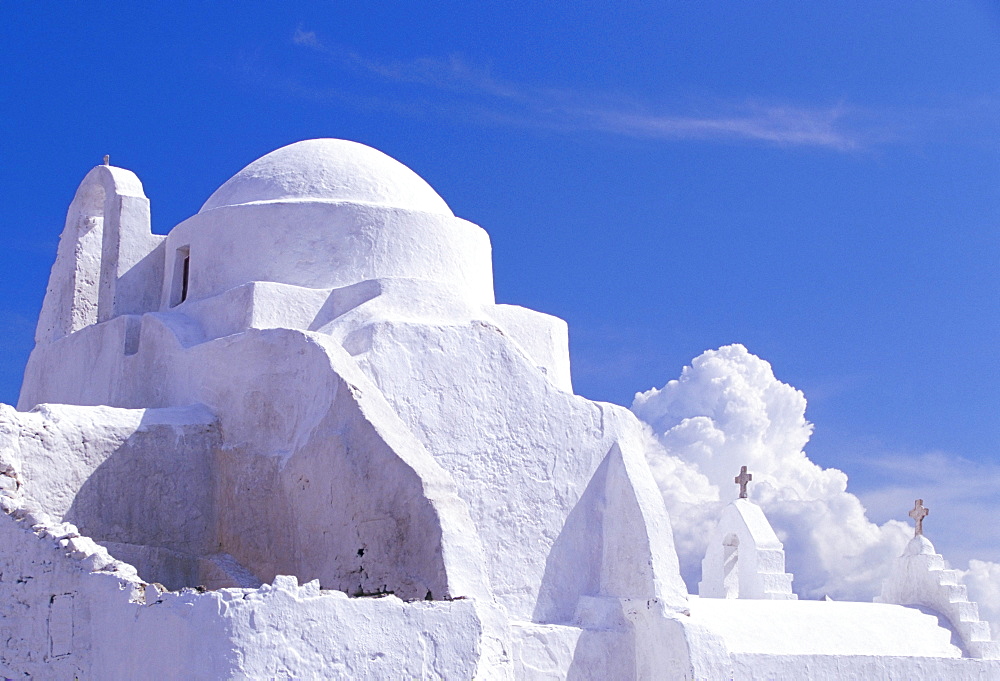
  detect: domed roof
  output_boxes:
[199,139,453,216]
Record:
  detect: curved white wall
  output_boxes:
[161,201,495,308]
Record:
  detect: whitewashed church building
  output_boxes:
[1,139,997,678]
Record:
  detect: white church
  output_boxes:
[1,139,997,679]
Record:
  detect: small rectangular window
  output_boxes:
[170,245,191,307]
[181,255,190,303]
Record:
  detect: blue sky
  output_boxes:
[2,3,999,557]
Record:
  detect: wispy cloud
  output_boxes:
[291,28,320,48]
[850,450,1000,565]
[288,28,874,151]
[293,28,521,100]
[585,105,861,149]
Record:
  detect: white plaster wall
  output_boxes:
[352,319,689,621]
[630,600,736,679]
[20,283,688,619]
[173,277,492,347]
[160,201,495,310]
[15,320,494,603]
[173,280,331,343]
[319,278,488,330]
[96,186,164,323]
[198,328,491,602]
[1,403,219,573]
[20,314,146,409]
[20,313,148,409]
[510,599,738,680]
[487,304,572,393]
[160,275,574,401]
[36,208,104,343]
[511,621,643,680]
[0,510,496,679]
[29,324,498,598]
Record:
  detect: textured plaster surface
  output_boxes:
[353,320,689,620]
[0,510,489,680]
[730,653,1000,680]
[11,327,490,603]
[690,596,961,657]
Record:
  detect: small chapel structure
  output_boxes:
[1,139,997,679]
[877,500,999,660]
[698,466,796,600]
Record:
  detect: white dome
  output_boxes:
[199,139,453,216]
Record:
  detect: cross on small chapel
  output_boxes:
[909,499,929,537]
[735,465,752,499]
[103,155,110,166]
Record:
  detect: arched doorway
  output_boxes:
[722,533,740,598]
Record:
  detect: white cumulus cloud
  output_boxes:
[634,343,1000,637]
[963,560,1000,640]
[632,344,913,600]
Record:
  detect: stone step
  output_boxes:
[960,619,992,641]
[936,568,961,587]
[950,600,979,622]
[941,582,968,603]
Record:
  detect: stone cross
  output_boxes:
[909,499,929,536]
[735,465,752,499]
